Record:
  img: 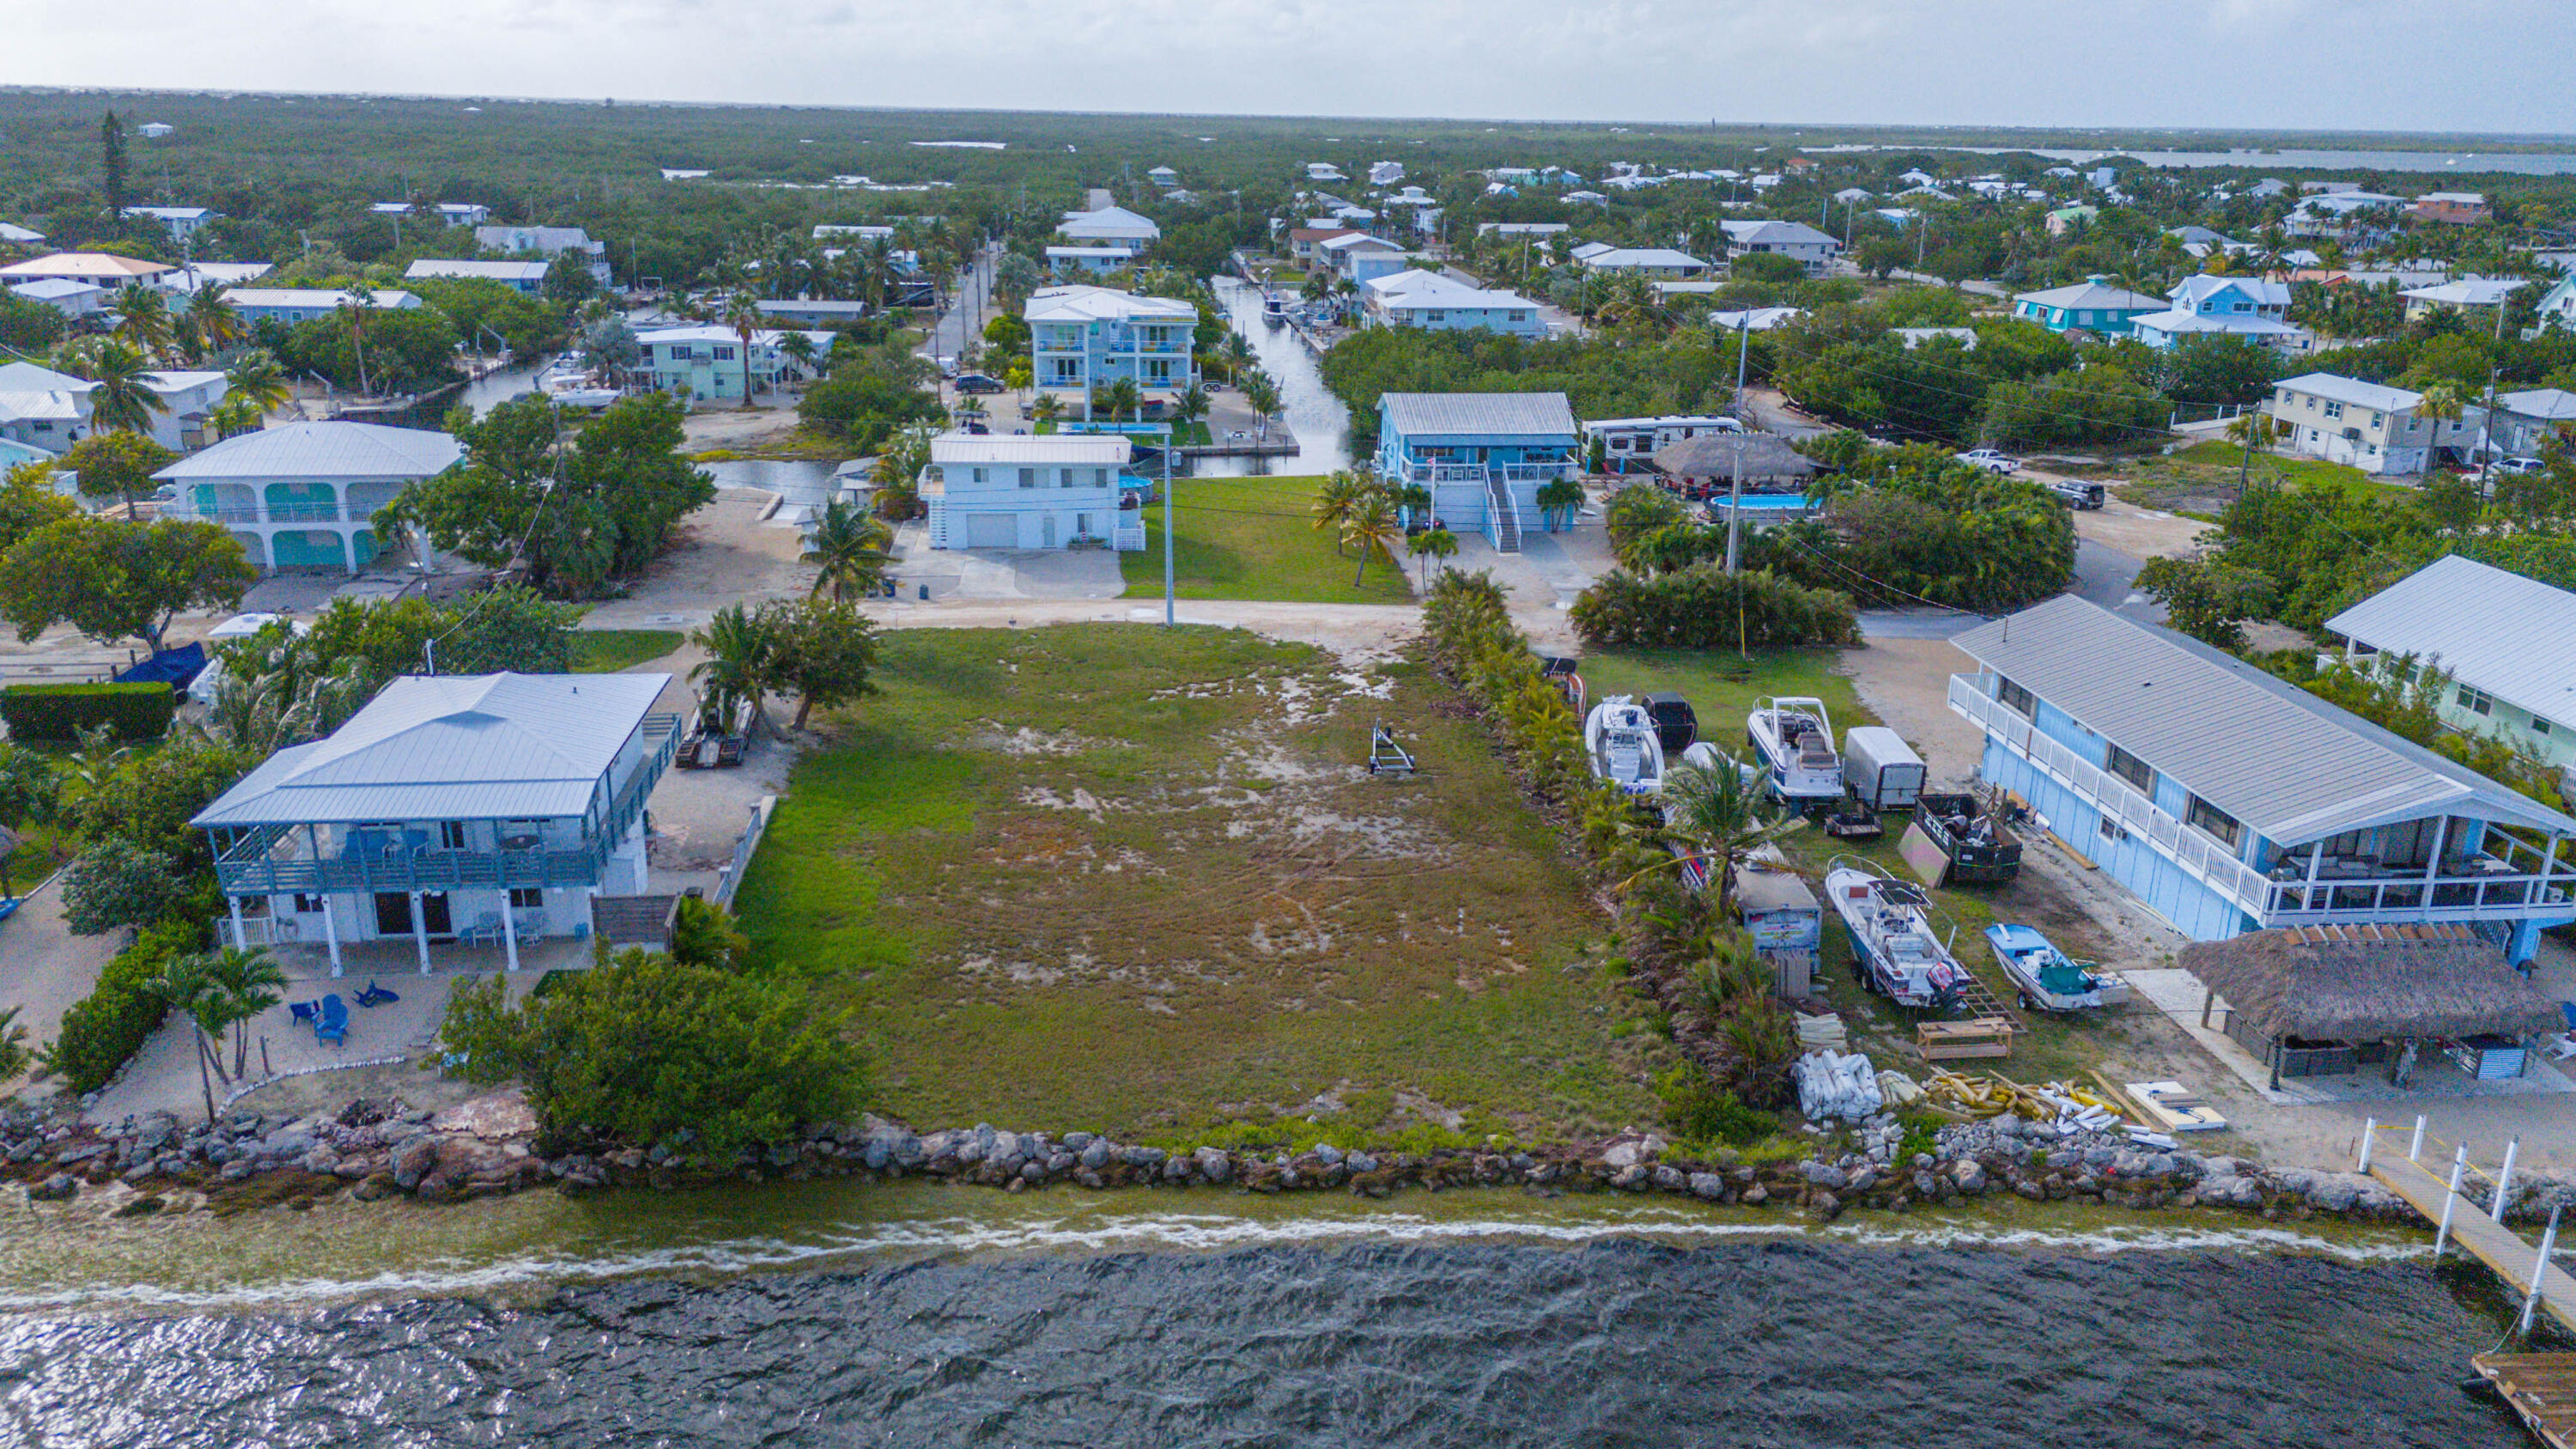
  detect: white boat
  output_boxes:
[544,386,623,410]
[1747,695,1844,806]
[1985,922,2129,1012]
[1261,290,1290,326]
[1824,857,1971,1008]
[1584,695,1667,796]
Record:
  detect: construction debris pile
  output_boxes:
[1922,1068,2178,1150]
[1794,1050,1885,1123]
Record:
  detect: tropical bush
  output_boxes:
[40,916,204,1095]
[1571,567,1861,650]
[1755,441,2076,612]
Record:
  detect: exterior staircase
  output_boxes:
[1484,470,1522,554]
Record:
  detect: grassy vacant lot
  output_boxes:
[1120,476,1417,605]
[569,630,686,673]
[2111,440,2391,514]
[734,624,1657,1142]
[1578,645,2148,1087]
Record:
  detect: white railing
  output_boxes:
[1948,673,2270,912]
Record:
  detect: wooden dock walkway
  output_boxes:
[2474,1355,2576,1449]
[2367,1144,2575,1335]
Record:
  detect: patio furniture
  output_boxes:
[461,911,505,946]
[355,981,400,1008]
[289,1000,319,1032]
[316,994,349,1046]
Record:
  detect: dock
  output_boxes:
[2362,1120,2573,1335]
[2474,1355,2576,1448]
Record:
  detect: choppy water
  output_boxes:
[0,1183,2544,1446]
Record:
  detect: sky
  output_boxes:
[9,0,2576,136]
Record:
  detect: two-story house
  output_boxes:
[1056,205,1160,258]
[1373,393,1579,555]
[1025,285,1200,421]
[1580,247,1712,280]
[225,288,422,326]
[634,326,831,404]
[2009,277,2167,336]
[473,225,613,287]
[921,433,1141,551]
[1949,596,2576,965]
[2401,277,2527,325]
[2410,192,2490,226]
[2265,372,2475,476]
[155,420,461,571]
[0,252,173,291]
[0,359,228,458]
[2129,276,2305,350]
[373,202,492,228]
[2476,388,2576,460]
[1358,271,1546,338]
[120,206,217,244]
[1319,232,1411,284]
[2326,554,2576,775]
[2533,273,2576,335]
[1716,220,1840,277]
[193,672,682,973]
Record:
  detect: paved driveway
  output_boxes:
[0,877,118,1098]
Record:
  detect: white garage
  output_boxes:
[923,433,1143,551]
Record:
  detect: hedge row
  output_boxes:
[0,682,176,742]
[40,916,201,1096]
[1570,566,1862,650]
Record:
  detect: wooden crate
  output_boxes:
[1918,1017,2014,1061]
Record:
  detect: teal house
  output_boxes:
[2009,277,2167,336]
[1374,393,1579,556]
[155,421,463,574]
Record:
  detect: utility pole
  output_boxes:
[1162,423,1176,627]
[1726,312,1750,575]
[2472,289,2511,482]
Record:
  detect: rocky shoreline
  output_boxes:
[9,1094,2576,1230]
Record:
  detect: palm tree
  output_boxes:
[112,282,175,362]
[1241,370,1281,439]
[1101,375,1141,423]
[777,330,817,385]
[224,350,293,416]
[1171,382,1210,439]
[723,289,763,410]
[1310,470,1366,554]
[802,498,895,601]
[1536,478,1586,533]
[2416,382,2464,478]
[1656,753,1803,913]
[64,338,168,435]
[1218,331,1255,384]
[1406,526,1458,590]
[183,283,245,362]
[143,953,223,1124]
[1342,488,1406,588]
[0,1004,33,1084]
[339,281,378,396]
[690,602,784,739]
[1031,393,1064,428]
[204,395,262,440]
[202,945,286,1081]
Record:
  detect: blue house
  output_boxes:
[1026,284,1201,421]
[1374,393,1578,555]
[2008,277,2167,336]
[2129,276,2303,350]
[1951,597,2576,963]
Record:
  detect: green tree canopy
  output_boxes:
[0,515,255,653]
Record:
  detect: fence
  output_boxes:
[714,795,779,909]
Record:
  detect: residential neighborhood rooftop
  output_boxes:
[154,420,466,480]
[1381,392,1578,439]
[2324,555,2576,725]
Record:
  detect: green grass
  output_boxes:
[2117,440,2404,512]
[731,624,1659,1141]
[0,820,69,896]
[1571,645,2148,1087]
[568,630,686,673]
[1120,476,1418,605]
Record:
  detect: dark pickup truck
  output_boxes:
[1911,791,2024,885]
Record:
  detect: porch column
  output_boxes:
[2301,839,2325,917]
[2421,816,2451,919]
[501,897,520,973]
[411,891,430,973]
[320,894,342,977]
[307,823,342,977]
[227,895,247,952]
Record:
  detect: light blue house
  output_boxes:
[1374,393,1578,555]
[2008,277,2166,336]
[1026,285,1201,420]
[1358,271,1546,338]
[2129,276,2303,350]
[1951,597,2576,964]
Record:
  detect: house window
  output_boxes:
[1996,677,2036,718]
[2105,744,2153,793]
[2535,716,2553,736]
[2185,795,2243,848]
[1092,468,1110,486]
[971,466,989,484]
[714,346,736,361]
[2322,400,2343,420]
[509,887,543,910]
[2458,685,2494,715]
[1018,468,1036,489]
[292,893,325,914]
[439,821,469,849]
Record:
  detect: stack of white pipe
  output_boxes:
[1795,1050,1884,1123]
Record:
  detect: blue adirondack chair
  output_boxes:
[316,993,349,1046]
[289,1001,319,1032]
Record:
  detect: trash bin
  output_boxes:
[918,583,929,600]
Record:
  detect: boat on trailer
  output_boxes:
[1825,856,1971,1009]
[1585,695,1667,796]
[1984,922,2129,1012]
[1747,696,1844,807]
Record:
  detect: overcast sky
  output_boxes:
[12,0,2576,135]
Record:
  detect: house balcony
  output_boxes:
[211,714,681,897]
[1949,675,2575,928]
[173,502,355,527]
[1390,460,1575,486]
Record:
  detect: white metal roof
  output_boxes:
[8,278,101,300]
[194,673,671,828]
[2133,310,2304,338]
[2497,388,2576,421]
[2014,279,2166,312]
[928,434,1132,466]
[404,259,549,282]
[1718,219,1838,247]
[2402,277,2529,307]
[2326,555,2576,728]
[1583,247,1707,270]
[1954,596,2576,842]
[2169,275,2292,308]
[1058,206,1161,240]
[1024,285,1197,324]
[0,252,172,281]
[226,288,419,311]
[0,361,91,393]
[2274,372,2420,412]
[1381,392,1577,440]
[155,421,465,481]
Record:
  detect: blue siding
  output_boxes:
[1979,738,2258,940]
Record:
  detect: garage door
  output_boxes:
[964,513,1018,548]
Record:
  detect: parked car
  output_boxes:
[1954,449,2020,474]
[952,373,1005,395]
[2042,477,2106,509]
[2484,456,2547,478]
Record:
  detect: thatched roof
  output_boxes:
[2182,926,2564,1042]
[1653,432,1817,480]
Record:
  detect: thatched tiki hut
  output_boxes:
[1652,433,1819,496]
[2183,924,2565,1089]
